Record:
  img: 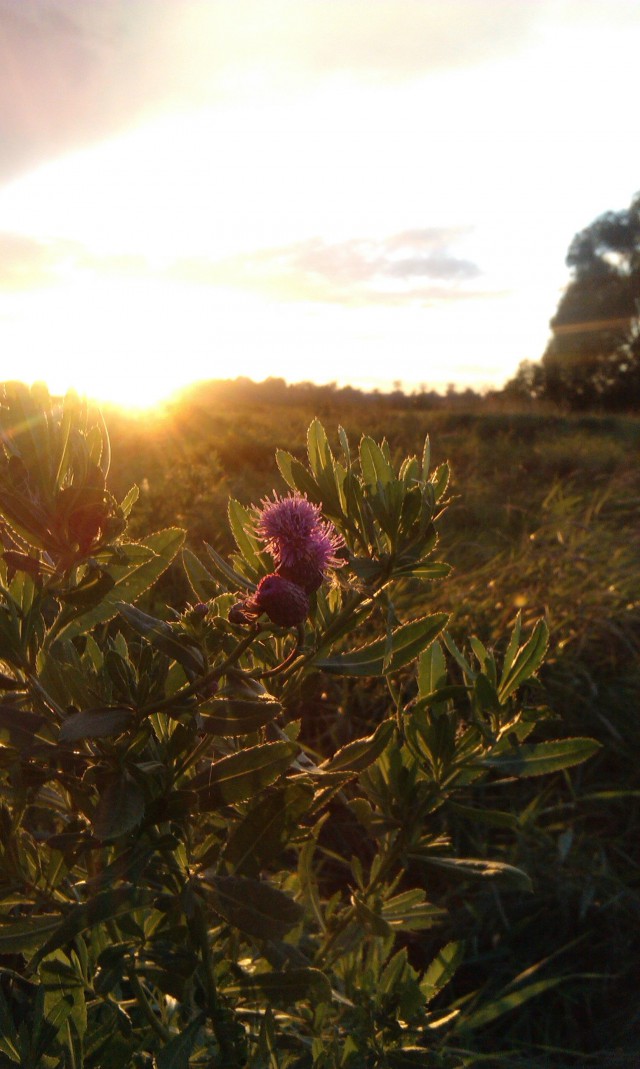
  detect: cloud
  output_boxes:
[169,229,484,306]
[0,223,484,307]
[0,233,66,288]
[0,231,149,290]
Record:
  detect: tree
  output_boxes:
[511,193,640,410]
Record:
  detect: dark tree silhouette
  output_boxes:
[508,193,640,410]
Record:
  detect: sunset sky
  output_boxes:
[0,0,638,407]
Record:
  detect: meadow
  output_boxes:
[106,381,640,1064]
[0,378,638,1067]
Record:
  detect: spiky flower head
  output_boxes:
[255,492,345,593]
[250,573,310,627]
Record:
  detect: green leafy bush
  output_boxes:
[0,383,599,1067]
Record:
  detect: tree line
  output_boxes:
[506,191,640,411]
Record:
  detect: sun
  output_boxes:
[2,274,217,411]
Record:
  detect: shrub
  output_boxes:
[0,383,598,1067]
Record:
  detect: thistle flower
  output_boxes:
[256,492,345,593]
[244,573,310,627]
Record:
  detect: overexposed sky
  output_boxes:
[0,0,638,406]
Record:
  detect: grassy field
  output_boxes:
[103,386,640,1064]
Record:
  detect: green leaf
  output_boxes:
[93,775,145,841]
[320,719,395,773]
[275,450,321,503]
[117,602,205,675]
[0,705,49,752]
[307,418,333,479]
[0,988,19,1062]
[421,435,431,482]
[359,436,394,490]
[381,889,446,931]
[352,894,392,937]
[228,498,265,572]
[190,741,297,808]
[59,706,133,743]
[29,886,157,969]
[203,875,303,939]
[418,640,447,698]
[316,613,449,676]
[58,567,116,608]
[500,610,522,682]
[41,950,87,1043]
[119,485,139,518]
[498,618,549,700]
[198,694,283,736]
[204,542,256,592]
[156,1013,205,1069]
[430,461,450,502]
[57,528,185,640]
[182,548,218,602]
[307,419,343,517]
[0,915,61,955]
[394,560,451,581]
[423,856,533,893]
[223,784,313,876]
[477,737,601,778]
[420,941,465,1003]
[223,967,331,1007]
[458,976,564,1032]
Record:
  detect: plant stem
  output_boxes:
[140,628,262,716]
[128,967,172,1043]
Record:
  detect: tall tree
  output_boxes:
[511,193,640,410]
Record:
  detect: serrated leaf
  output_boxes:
[423,856,533,892]
[228,498,265,572]
[421,941,465,1003]
[421,436,431,482]
[381,889,445,931]
[316,613,449,676]
[57,528,185,640]
[182,548,218,602]
[156,1013,205,1069]
[223,967,331,1007]
[274,450,321,503]
[320,719,395,773]
[203,875,303,939]
[458,976,564,1032]
[59,706,133,743]
[204,542,255,592]
[93,775,145,841]
[477,737,601,778]
[498,618,549,700]
[198,694,283,736]
[306,419,343,517]
[0,915,61,955]
[418,640,447,698]
[430,461,450,501]
[0,705,49,752]
[223,783,313,876]
[117,602,204,675]
[395,560,451,581]
[352,893,392,937]
[359,436,394,490]
[190,741,296,808]
[119,484,139,518]
[29,886,157,969]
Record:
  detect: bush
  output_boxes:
[0,383,598,1067]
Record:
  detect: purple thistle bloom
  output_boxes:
[255,492,345,593]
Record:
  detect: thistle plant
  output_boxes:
[0,382,599,1068]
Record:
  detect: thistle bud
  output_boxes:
[252,574,309,627]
